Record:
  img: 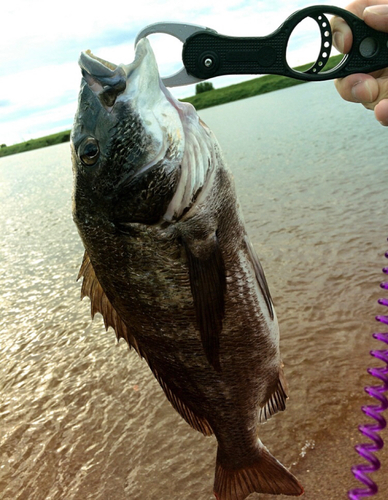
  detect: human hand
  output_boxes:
[331,1,388,125]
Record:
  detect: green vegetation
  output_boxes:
[0,130,71,158]
[195,82,215,94]
[0,55,343,158]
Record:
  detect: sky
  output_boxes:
[0,0,350,146]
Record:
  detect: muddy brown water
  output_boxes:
[1,81,387,499]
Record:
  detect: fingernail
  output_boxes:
[365,5,388,15]
[351,80,374,102]
[333,31,344,53]
[351,81,363,102]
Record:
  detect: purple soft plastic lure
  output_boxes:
[348,243,388,499]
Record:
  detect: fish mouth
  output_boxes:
[78,40,161,109]
[75,40,218,225]
[80,50,118,74]
[77,40,186,189]
[78,39,187,118]
[78,50,127,106]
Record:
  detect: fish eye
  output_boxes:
[79,137,100,166]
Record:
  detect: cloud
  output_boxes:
[1,0,351,145]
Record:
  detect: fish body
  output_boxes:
[71,39,303,499]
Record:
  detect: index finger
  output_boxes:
[331,15,353,53]
[330,0,368,53]
[331,0,388,53]
[343,0,388,18]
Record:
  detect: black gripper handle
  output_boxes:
[182,5,388,82]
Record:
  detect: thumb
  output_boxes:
[374,98,388,125]
[363,5,388,31]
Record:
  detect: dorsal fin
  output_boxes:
[77,251,213,436]
[77,251,142,356]
[152,367,213,436]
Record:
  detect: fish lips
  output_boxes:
[78,39,157,110]
[79,52,127,109]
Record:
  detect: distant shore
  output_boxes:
[0,55,342,158]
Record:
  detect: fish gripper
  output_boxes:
[348,242,388,499]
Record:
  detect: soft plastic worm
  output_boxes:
[348,244,388,499]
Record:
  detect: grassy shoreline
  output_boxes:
[0,55,342,158]
[0,130,71,158]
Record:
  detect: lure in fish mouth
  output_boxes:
[71,38,303,500]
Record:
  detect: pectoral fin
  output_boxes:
[183,233,226,371]
[244,236,274,320]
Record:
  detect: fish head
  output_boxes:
[71,38,189,230]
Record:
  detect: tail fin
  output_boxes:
[213,444,303,500]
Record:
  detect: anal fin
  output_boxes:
[259,366,289,423]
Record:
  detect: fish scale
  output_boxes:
[71,38,303,499]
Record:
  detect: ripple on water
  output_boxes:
[1,83,388,499]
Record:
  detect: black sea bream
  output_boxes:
[71,38,303,500]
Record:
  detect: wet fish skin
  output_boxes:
[71,39,303,499]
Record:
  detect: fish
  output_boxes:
[70,38,303,500]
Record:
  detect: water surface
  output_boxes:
[1,81,387,499]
